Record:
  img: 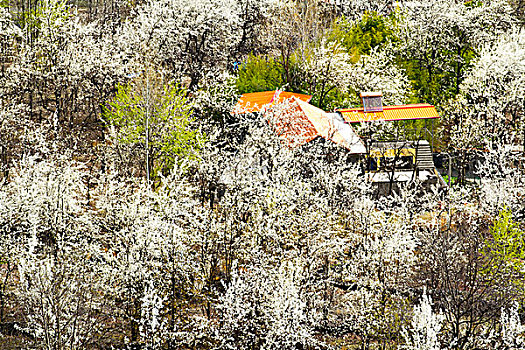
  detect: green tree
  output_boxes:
[479,209,525,321]
[328,12,398,64]
[104,69,203,181]
[483,209,525,282]
[236,54,284,94]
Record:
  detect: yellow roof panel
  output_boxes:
[338,104,439,123]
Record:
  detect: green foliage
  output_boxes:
[441,175,457,186]
[235,13,401,109]
[465,0,483,8]
[104,71,203,178]
[397,49,477,107]
[15,0,70,43]
[15,10,39,35]
[328,12,398,63]
[236,54,284,94]
[483,209,525,284]
[324,9,480,108]
[394,6,480,107]
[313,88,350,111]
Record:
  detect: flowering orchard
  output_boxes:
[1,0,525,349]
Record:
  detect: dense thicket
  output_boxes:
[1,0,525,349]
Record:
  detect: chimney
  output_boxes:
[361,91,383,112]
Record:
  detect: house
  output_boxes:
[232,90,445,193]
[234,90,366,154]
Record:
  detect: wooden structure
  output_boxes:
[366,140,447,195]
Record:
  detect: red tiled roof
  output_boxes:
[337,104,440,123]
[265,97,318,148]
[265,97,366,153]
[233,90,312,114]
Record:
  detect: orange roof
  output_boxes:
[337,104,439,123]
[233,90,312,114]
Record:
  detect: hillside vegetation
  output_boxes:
[1,0,525,348]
